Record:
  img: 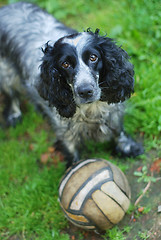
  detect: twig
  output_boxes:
[134,179,152,206]
[130,172,161,221]
[134,173,161,206]
[130,173,153,222]
[156,177,161,182]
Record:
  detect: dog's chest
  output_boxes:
[67,102,115,141]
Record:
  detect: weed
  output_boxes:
[103,226,132,240]
[135,230,150,240]
[134,166,158,183]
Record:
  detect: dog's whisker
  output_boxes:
[99,86,110,89]
[99,81,107,86]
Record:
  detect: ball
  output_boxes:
[59,158,131,230]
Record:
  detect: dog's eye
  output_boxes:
[62,61,70,69]
[89,54,98,62]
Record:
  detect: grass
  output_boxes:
[1,0,161,239]
[0,106,69,240]
[102,226,132,240]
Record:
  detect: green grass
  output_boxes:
[0,106,68,239]
[102,225,132,240]
[1,0,161,239]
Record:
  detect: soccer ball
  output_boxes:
[59,158,131,230]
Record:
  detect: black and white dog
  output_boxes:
[0,2,143,166]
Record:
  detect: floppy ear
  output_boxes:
[98,35,134,103]
[38,43,76,118]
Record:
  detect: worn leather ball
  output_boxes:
[59,158,131,230]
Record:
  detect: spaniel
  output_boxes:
[0,2,143,166]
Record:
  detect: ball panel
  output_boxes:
[59,159,96,197]
[60,160,112,210]
[92,190,125,224]
[62,209,89,223]
[69,169,111,211]
[107,161,131,199]
[83,198,113,230]
[69,219,96,230]
[101,181,130,212]
[60,202,96,229]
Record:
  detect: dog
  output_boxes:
[0,2,143,167]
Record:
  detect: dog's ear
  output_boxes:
[38,43,76,118]
[98,36,134,103]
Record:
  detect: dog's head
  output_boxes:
[39,29,134,118]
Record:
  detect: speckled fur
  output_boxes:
[0,2,143,166]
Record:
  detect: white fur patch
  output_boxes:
[62,32,90,52]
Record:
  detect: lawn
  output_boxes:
[0,0,161,239]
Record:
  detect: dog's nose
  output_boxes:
[77,85,94,99]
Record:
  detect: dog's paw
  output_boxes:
[116,132,144,157]
[6,113,22,127]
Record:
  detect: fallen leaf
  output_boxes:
[83,232,89,238]
[51,151,64,162]
[136,166,143,172]
[40,153,50,164]
[138,207,144,213]
[150,158,161,173]
[48,146,55,153]
[140,132,145,137]
[29,144,34,151]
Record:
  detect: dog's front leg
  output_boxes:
[106,103,143,157]
[54,139,79,168]
[3,93,22,127]
[114,131,144,157]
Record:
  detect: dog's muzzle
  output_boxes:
[77,84,94,99]
[74,82,101,105]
